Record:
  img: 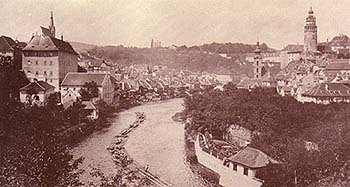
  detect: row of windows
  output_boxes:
[27,60,53,66]
[27,70,53,76]
[24,51,58,57]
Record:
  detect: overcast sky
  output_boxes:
[0,0,349,49]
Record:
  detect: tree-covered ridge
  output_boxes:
[84,42,274,76]
[198,42,275,54]
[183,83,350,186]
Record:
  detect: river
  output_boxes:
[72,98,214,186]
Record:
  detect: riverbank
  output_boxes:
[72,98,219,186]
[72,99,183,186]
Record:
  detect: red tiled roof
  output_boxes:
[228,147,277,168]
[19,81,55,92]
[303,83,350,97]
[61,72,107,86]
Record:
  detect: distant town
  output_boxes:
[1,5,350,187]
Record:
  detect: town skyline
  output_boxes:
[1,0,350,49]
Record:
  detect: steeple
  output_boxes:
[254,40,262,54]
[254,40,263,79]
[308,6,314,15]
[304,7,317,52]
[48,11,56,38]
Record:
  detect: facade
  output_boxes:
[60,72,115,105]
[22,12,78,91]
[304,7,317,52]
[19,80,55,106]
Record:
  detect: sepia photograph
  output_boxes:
[1,0,350,186]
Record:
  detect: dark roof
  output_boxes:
[325,59,350,70]
[50,37,78,55]
[303,83,350,97]
[19,81,55,92]
[0,35,16,52]
[282,44,304,52]
[23,35,78,55]
[61,72,108,86]
[41,26,53,37]
[228,147,277,168]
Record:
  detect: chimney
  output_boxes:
[61,34,63,41]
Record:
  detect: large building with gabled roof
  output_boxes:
[22,12,78,91]
[61,72,115,105]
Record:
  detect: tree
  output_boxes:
[0,99,83,187]
[79,81,99,101]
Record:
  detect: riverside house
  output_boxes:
[60,72,115,107]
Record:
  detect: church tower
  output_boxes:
[304,7,317,52]
[48,11,56,38]
[253,41,263,79]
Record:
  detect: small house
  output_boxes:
[19,80,55,106]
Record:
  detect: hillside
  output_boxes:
[197,42,276,54]
[69,41,98,54]
[69,41,277,80]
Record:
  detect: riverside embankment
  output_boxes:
[72,98,217,186]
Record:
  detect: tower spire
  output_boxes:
[49,11,56,38]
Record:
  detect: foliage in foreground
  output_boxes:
[183,83,350,187]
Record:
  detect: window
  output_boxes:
[27,60,31,65]
[35,71,39,76]
[44,61,47,65]
[73,88,76,91]
[50,71,53,76]
[233,164,237,171]
[50,79,52,83]
[44,71,47,75]
[50,61,53,65]
[243,168,248,176]
[35,61,38,65]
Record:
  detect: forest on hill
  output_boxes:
[77,42,276,78]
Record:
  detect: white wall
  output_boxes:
[195,135,263,187]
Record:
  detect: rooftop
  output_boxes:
[228,147,277,168]
[303,83,350,97]
[23,35,77,55]
[19,81,55,92]
[82,101,97,110]
[61,72,108,87]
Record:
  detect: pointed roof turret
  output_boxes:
[308,6,314,15]
[48,11,56,38]
[254,41,261,54]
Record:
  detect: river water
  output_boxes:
[72,98,213,186]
